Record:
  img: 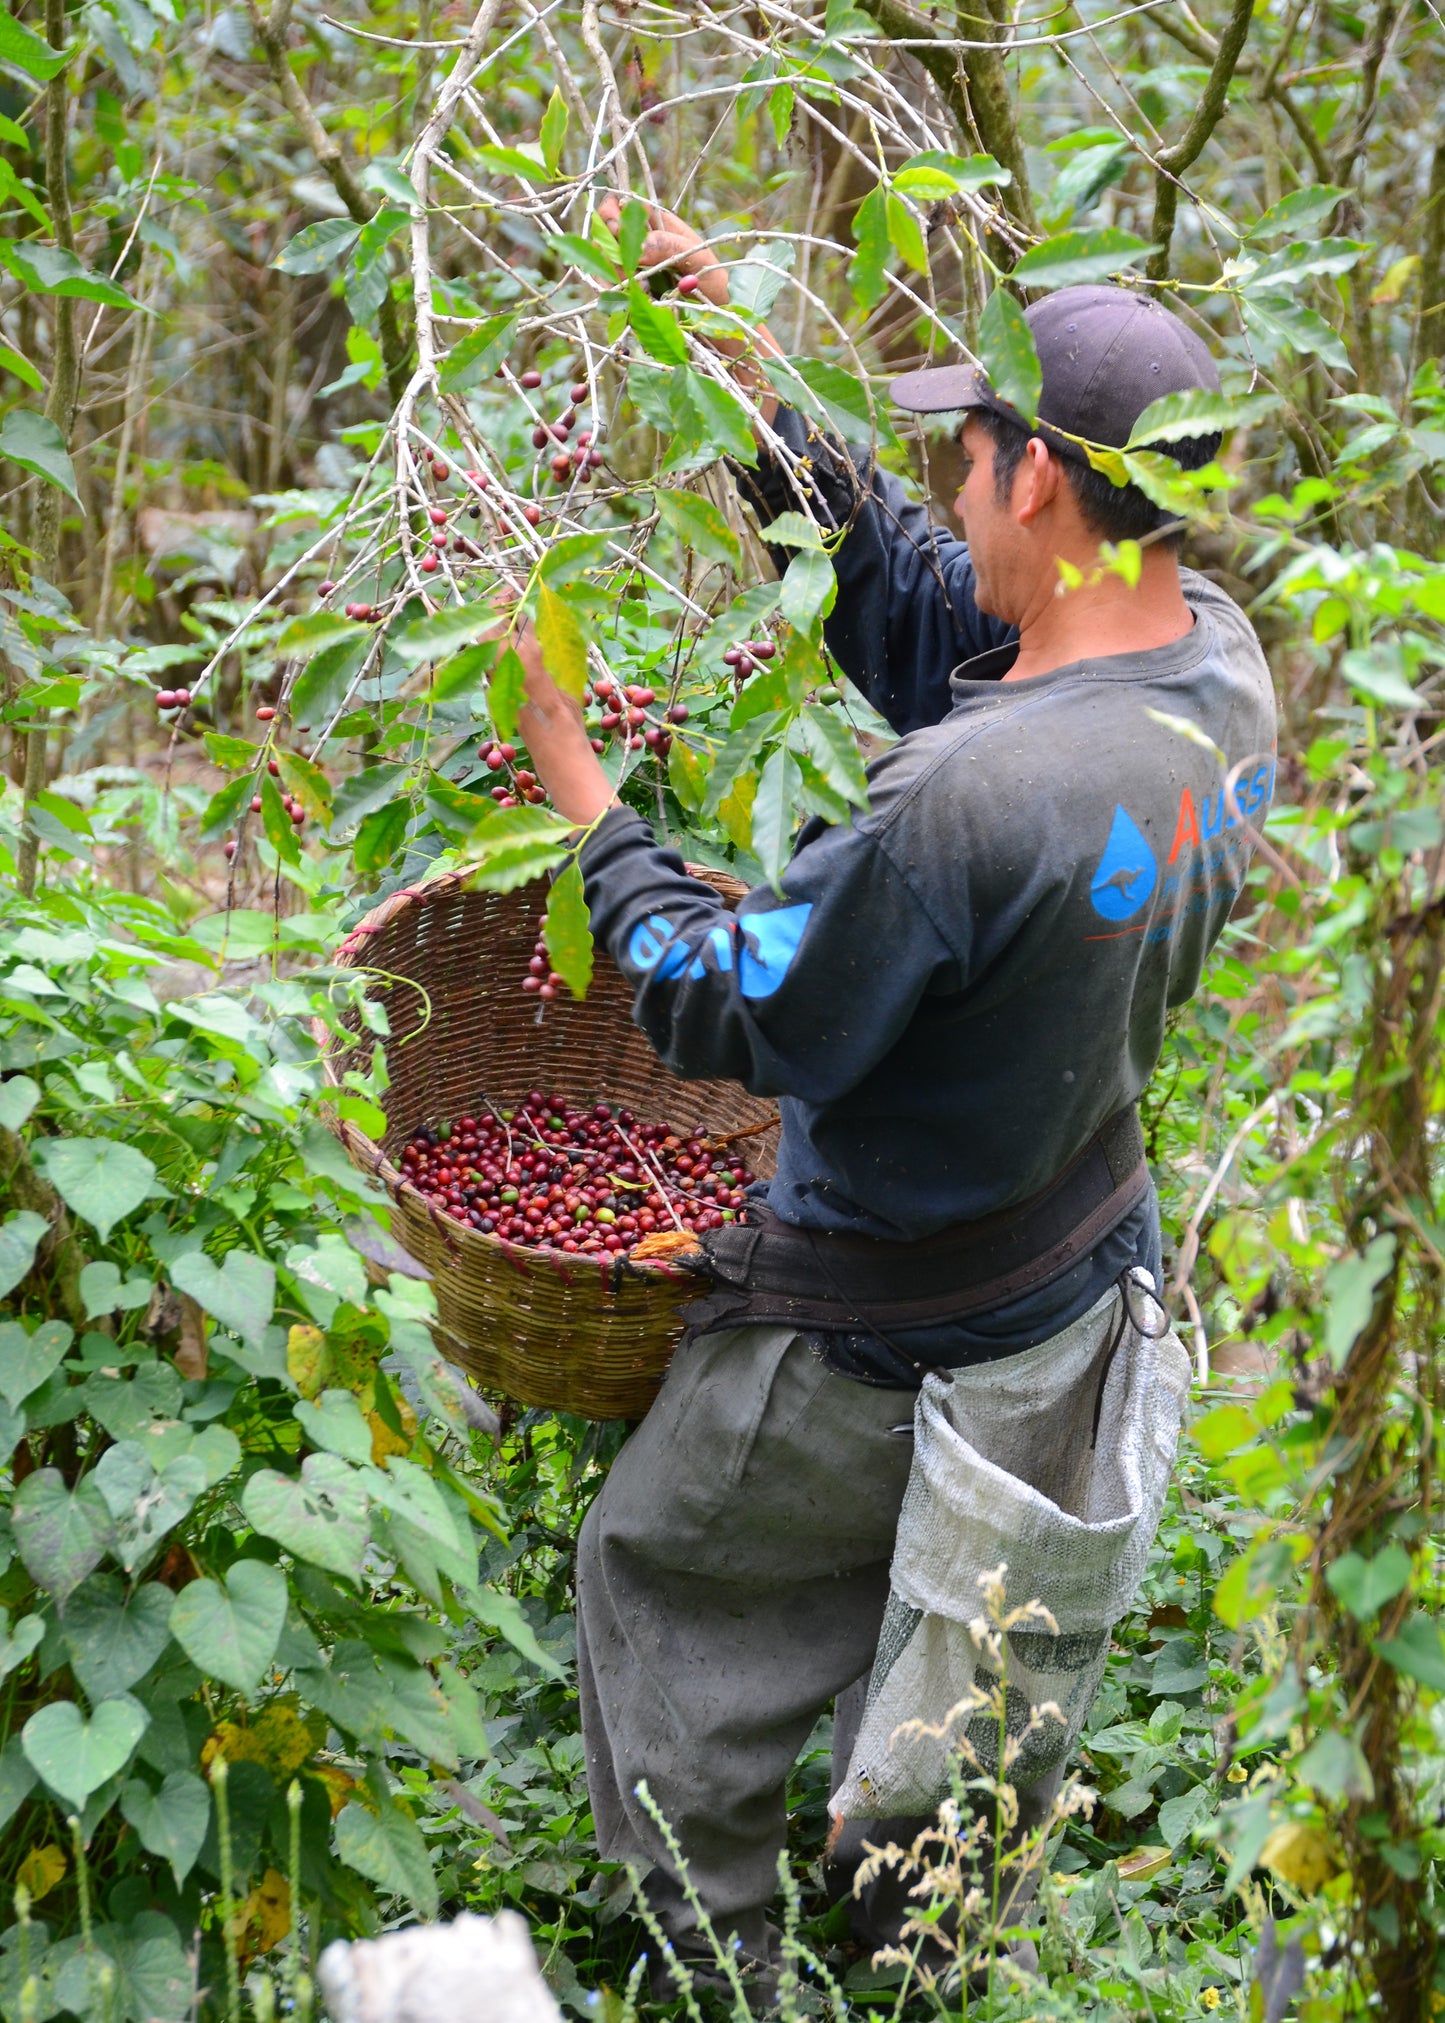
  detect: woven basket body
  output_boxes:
[321,868,778,1419]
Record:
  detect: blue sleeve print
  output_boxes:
[579,806,958,1104]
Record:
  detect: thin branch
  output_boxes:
[245,0,411,405]
[1146,0,1255,281]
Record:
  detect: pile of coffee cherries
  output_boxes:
[396,1093,756,1253]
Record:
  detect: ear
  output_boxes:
[1015,438,1064,526]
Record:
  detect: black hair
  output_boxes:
[970,406,1222,551]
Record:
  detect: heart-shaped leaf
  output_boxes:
[335,1794,438,1918]
[291,1390,373,1465]
[169,1560,286,1697]
[78,1261,154,1322]
[94,1442,208,1574]
[0,1318,73,1407]
[242,1453,370,1584]
[120,1770,210,1886]
[0,1211,48,1300]
[62,1577,174,1700]
[1326,1544,1414,1620]
[13,1468,112,1603]
[171,1250,275,1349]
[31,1138,157,1242]
[0,1608,43,1681]
[22,1694,149,1811]
[0,1074,40,1131]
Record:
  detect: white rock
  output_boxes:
[317,1910,561,2023]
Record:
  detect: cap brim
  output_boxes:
[888,364,997,415]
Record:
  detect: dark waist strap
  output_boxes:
[685,1105,1148,1335]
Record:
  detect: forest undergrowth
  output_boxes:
[0,0,1442,2014]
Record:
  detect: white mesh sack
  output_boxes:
[830,1272,1191,1823]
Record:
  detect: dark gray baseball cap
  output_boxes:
[890,285,1220,463]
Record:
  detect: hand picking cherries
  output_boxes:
[397,1093,755,1254]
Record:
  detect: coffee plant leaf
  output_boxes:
[335,1794,438,1918]
[13,1467,112,1602]
[668,367,754,465]
[885,190,927,273]
[169,1560,287,1699]
[0,241,135,309]
[627,280,687,366]
[120,1771,211,1887]
[292,632,371,727]
[979,287,1042,424]
[22,1693,150,1811]
[652,488,741,568]
[543,861,593,1000]
[0,8,70,80]
[1012,226,1153,289]
[795,707,868,808]
[272,217,361,275]
[171,1249,275,1349]
[750,746,802,891]
[241,1455,370,1585]
[62,1577,175,1701]
[849,185,887,310]
[32,1137,156,1241]
[534,583,589,698]
[391,599,494,669]
[438,312,519,392]
[0,1317,70,1405]
[779,548,836,634]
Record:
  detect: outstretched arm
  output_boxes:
[604,200,1014,733]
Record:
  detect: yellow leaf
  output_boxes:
[17,1845,66,1902]
[534,583,589,698]
[1260,1821,1338,1895]
[311,1763,358,1818]
[1371,254,1420,305]
[286,1324,330,1400]
[204,1703,317,1779]
[717,772,757,853]
[230,1867,290,1967]
[366,1399,417,1463]
[1116,1844,1171,1882]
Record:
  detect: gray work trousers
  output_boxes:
[575,1325,1060,1960]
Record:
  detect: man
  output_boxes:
[515,214,1276,1993]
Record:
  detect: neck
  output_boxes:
[1004,541,1193,682]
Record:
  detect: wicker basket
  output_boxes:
[318,866,778,1419]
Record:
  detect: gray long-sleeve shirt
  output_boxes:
[577,409,1277,1378]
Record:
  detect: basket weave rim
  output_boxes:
[316,866,740,1288]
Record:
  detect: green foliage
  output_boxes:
[2,0,1443,2009]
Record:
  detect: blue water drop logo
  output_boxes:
[1089,806,1157,922]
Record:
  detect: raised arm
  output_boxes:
[734,408,1015,733]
